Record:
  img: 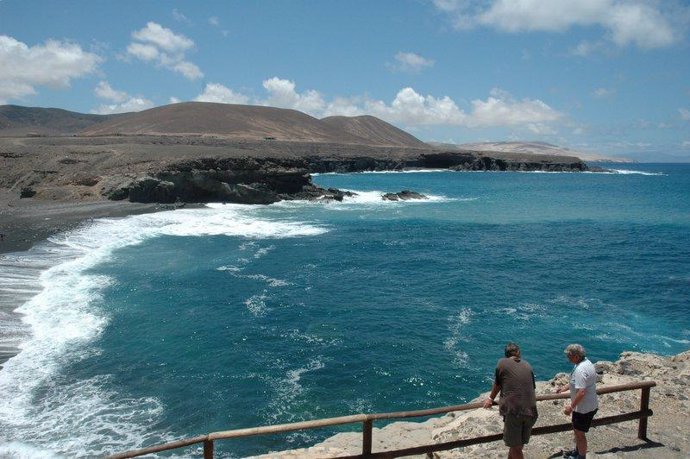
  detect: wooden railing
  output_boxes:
[107,380,656,459]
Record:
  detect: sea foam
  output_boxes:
[0,204,329,457]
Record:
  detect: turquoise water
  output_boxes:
[0,164,689,457]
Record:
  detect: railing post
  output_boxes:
[637,386,651,440]
[362,419,373,457]
[203,439,214,459]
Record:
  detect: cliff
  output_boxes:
[256,350,690,458]
[0,103,595,205]
[0,136,589,205]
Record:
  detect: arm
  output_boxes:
[483,382,501,409]
[556,384,569,393]
[564,388,586,414]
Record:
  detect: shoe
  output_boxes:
[562,449,578,458]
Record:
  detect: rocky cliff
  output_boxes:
[256,350,690,458]
[100,149,589,204]
[1,136,590,205]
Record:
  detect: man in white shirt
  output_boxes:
[557,343,598,459]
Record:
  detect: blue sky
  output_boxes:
[1,1,689,161]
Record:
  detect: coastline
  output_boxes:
[0,190,690,457]
[256,350,690,458]
[0,191,162,255]
[0,193,164,366]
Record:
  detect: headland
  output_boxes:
[0,102,596,254]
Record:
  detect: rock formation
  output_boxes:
[0,103,596,206]
[382,190,428,201]
[254,350,690,458]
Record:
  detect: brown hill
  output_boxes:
[78,102,429,148]
[0,105,120,136]
[320,115,429,148]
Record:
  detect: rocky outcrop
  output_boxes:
[255,350,690,458]
[0,134,594,206]
[99,152,588,205]
[382,190,428,201]
[420,151,588,172]
[102,157,313,204]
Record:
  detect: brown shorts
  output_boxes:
[503,413,538,447]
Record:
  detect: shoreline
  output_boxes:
[257,350,690,458]
[0,194,165,366]
[0,191,163,255]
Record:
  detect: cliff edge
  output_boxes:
[257,350,690,458]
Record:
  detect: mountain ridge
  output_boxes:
[0,102,431,149]
[0,105,123,136]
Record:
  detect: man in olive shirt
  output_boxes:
[483,342,538,459]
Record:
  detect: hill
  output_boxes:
[0,105,120,137]
[78,102,430,148]
[321,115,429,148]
[430,141,632,163]
[0,102,430,148]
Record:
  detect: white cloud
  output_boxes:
[93,97,155,115]
[593,87,615,98]
[127,22,202,80]
[194,83,250,104]
[434,0,685,49]
[94,81,128,103]
[682,141,690,148]
[132,22,193,53]
[126,43,160,61]
[365,87,466,125]
[209,16,220,26]
[680,108,690,121]
[467,88,562,127]
[389,52,435,73]
[190,78,561,132]
[92,81,154,114]
[169,60,203,80]
[172,9,191,24]
[0,35,101,103]
[570,40,606,57]
[261,77,326,114]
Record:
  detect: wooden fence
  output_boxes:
[107,380,656,459]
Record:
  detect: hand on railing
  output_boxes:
[563,403,574,415]
[482,397,495,409]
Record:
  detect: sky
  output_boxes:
[1,1,690,162]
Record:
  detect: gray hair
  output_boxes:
[564,343,586,359]
[504,342,521,358]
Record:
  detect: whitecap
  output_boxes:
[253,246,275,259]
[272,189,457,209]
[244,292,270,317]
[444,308,473,367]
[244,274,290,287]
[608,169,665,176]
[0,204,329,456]
[311,169,450,176]
[216,265,243,272]
[265,358,325,423]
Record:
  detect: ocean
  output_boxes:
[0,164,689,458]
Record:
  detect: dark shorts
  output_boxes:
[572,409,598,432]
[503,413,538,447]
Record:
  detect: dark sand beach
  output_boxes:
[0,191,160,254]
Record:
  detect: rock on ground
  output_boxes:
[252,350,690,458]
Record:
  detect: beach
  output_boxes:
[0,190,160,254]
